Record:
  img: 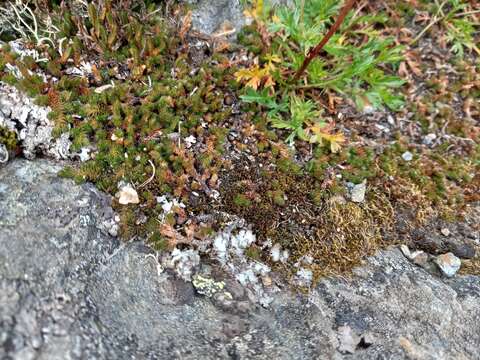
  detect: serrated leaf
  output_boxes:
[309,123,345,153]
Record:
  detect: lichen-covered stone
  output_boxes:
[0,82,71,159]
[192,274,226,297]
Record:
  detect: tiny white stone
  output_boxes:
[349,180,367,203]
[185,135,197,148]
[440,228,451,237]
[0,144,9,163]
[402,151,413,161]
[117,184,140,205]
[362,105,375,114]
[424,133,437,145]
[280,249,290,263]
[78,147,91,162]
[161,202,173,213]
[270,244,282,262]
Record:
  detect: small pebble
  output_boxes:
[117,184,140,205]
[434,252,461,277]
[349,180,367,203]
[0,144,9,163]
[412,252,429,268]
[440,228,450,237]
[423,133,437,145]
[402,151,413,161]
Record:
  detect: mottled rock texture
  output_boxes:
[1,159,479,359]
[0,82,71,160]
[185,0,291,35]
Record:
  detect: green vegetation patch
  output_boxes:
[0,126,19,151]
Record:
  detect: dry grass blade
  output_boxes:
[179,10,192,41]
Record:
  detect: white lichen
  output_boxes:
[270,243,289,263]
[294,268,313,287]
[156,195,185,214]
[213,227,256,264]
[168,248,200,282]
[0,82,71,160]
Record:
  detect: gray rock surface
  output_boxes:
[1,159,480,359]
[185,0,248,35]
[185,0,290,35]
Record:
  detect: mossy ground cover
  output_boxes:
[0,126,19,152]
[0,0,478,281]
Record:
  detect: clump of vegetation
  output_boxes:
[0,0,237,247]
[0,126,19,151]
[0,0,478,281]
[410,0,480,57]
[236,0,405,149]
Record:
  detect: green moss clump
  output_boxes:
[233,194,252,207]
[149,231,168,251]
[0,127,18,151]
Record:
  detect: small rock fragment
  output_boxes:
[117,183,140,205]
[411,251,429,268]
[261,276,272,287]
[402,151,413,161]
[78,147,91,162]
[434,252,461,277]
[400,244,411,259]
[440,228,451,237]
[423,133,437,145]
[270,243,289,263]
[362,105,375,114]
[349,180,367,203]
[170,248,200,281]
[111,133,122,142]
[400,245,430,268]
